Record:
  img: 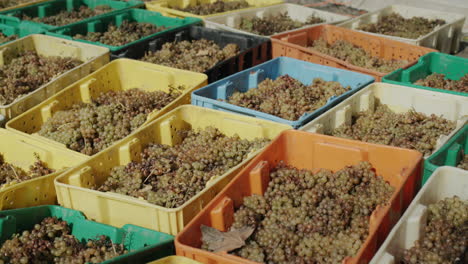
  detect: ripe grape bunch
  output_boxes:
[238,12,325,36]
[227,75,350,121]
[0,51,82,105]
[330,103,456,156]
[21,5,113,26]
[74,20,165,46]
[357,13,446,39]
[203,161,394,264]
[310,38,408,73]
[0,32,17,45]
[458,155,468,170]
[0,217,127,264]
[97,127,269,208]
[38,87,183,155]
[0,0,34,9]
[403,196,468,264]
[414,73,468,93]
[141,39,239,73]
[0,153,54,188]
[176,0,250,15]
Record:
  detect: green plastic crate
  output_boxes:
[0,0,144,30]
[0,205,175,264]
[46,8,202,57]
[424,125,468,184]
[383,52,468,96]
[0,16,44,45]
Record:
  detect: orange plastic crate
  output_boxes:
[271,25,436,81]
[175,130,423,264]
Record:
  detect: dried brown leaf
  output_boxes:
[201,225,254,252]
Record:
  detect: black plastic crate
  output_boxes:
[111,26,271,83]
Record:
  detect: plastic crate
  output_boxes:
[204,3,348,38]
[0,205,175,263]
[271,25,436,81]
[148,256,202,264]
[0,34,109,123]
[53,105,291,235]
[46,8,202,58]
[175,130,423,264]
[423,125,467,184]
[370,166,468,264]
[6,58,208,156]
[112,25,271,83]
[191,56,374,128]
[338,5,466,54]
[0,129,87,210]
[0,17,45,45]
[145,0,283,19]
[0,0,144,30]
[383,52,468,96]
[300,83,468,159]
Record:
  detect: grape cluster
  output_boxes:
[0,51,82,105]
[357,13,446,39]
[227,75,350,121]
[210,161,394,263]
[313,3,366,16]
[141,39,239,72]
[403,196,468,264]
[0,153,54,188]
[38,88,183,155]
[176,0,250,15]
[97,127,269,208]
[21,5,112,26]
[0,217,127,264]
[238,12,324,36]
[458,155,468,170]
[310,38,408,73]
[330,103,456,156]
[0,32,17,44]
[415,73,468,93]
[74,20,165,46]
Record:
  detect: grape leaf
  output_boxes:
[201,225,255,252]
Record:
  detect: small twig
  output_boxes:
[9,164,20,180]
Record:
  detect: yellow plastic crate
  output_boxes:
[145,0,283,19]
[54,105,291,235]
[0,0,48,12]
[0,128,87,210]
[0,34,109,122]
[148,256,202,264]
[6,58,208,156]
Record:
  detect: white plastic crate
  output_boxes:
[370,166,468,264]
[204,3,349,38]
[300,83,468,158]
[338,5,466,54]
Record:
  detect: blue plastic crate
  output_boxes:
[191,57,375,128]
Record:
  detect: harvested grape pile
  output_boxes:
[38,88,183,155]
[227,75,349,121]
[141,39,239,72]
[0,217,127,264]
[238,12,325,36]
[0,0,33,9]
[0,32,17,44]
[357,13,446,39]
[330,103,456,156]
[458,155,468,170]
[0,153,54,188]
[203,161,394,263]
[414,73,468,93]
[0,51,82,105]
[176,0,250,15]
[97,127,268,208]
[310,39,408,73]
[74,20,165,46]
[403,196,468,264]
[313,3,366,16]
[21,5,112,26]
